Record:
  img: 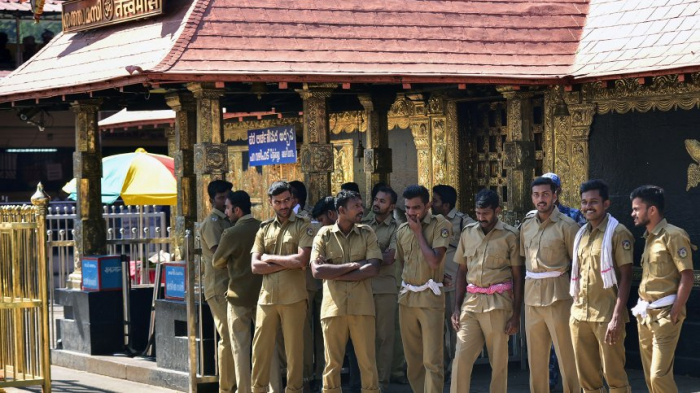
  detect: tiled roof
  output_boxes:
[0,0,195,99]
[155,0,589,79]
[0,0,62,13]
[3,0,700,101]
[572,0,700,79]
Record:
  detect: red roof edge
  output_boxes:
[149,72,567,86]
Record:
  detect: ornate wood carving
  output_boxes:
[388,93,414,130]
[166,91,197,260]
[70,99,106,288]
[445,101,460,197]
[582,73,700,114]
[298,84,335,204]
[410,117,431,188]
[225,118,300,141]
[331,139,354,195]
[329,111,367,134]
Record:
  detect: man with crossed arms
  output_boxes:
[311,190,382,393]
[251,181,313,393]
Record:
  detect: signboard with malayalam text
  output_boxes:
[62,0,164,33]
[247,125,297,167]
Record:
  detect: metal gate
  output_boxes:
[0,185,51,392]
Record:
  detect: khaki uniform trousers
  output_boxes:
[443,290,457,374]
[450,309,511,393]
[638,313,685,393]
[391,302,406,379]
[208,294,236,393]
[399,304,444,393]
[570,318,630,393]
[321,315,379,393]
[525,299,580,393]
[304,289,324,382]
[251,301,306,393]
[373,294,397,388]
[227,303,282,393]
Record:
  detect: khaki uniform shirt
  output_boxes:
[395,212,452,309]
[212,215,263,308]
[311,223,383,319]
[454,220,522,313]
[639,219,694,303]
[571,216,634,323]
[251,211,314,305]
[363,213,399,295]
[305,221,324,291]
[520,208,579,307]
[444,208,476,293]
[200,209,231,300]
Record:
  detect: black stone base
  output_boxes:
[55,287,154,355]
[155,299,216,375]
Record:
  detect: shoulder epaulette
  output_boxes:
[502,223,519,235]
[260,218,275,228]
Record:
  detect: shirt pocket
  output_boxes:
[462,244,478,266]
[649,250,673,276]
[263,235,278,254]
[282,232,297,255]
[540,239,562,264]
[485,248,508,269]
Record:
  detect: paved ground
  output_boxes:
[4,364,700,392]
[3,366,178,393]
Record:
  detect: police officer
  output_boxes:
[450,189,523,393]
[630,185,694,393]
[212,191,262,393]
[290,180,312,219]
[520,176,580,393]
[363,185,400,390]
[431,184,475,375]
[311,190,382,393]
[251,181,314,393]
[199,180,235,393]
[395,185,451,393]
[569,180,633,392]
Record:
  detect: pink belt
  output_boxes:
[467,281,513,295]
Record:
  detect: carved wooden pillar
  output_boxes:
[69,99,106,289]
[546,87,596,206]
[426,94,460,205]
[298,84,335,205]
[359,93,392,199]
[500,88,536,224]
[187,83,228,222]
[164,126,176,157]
[166,92,198,260]
[409,97,432,189]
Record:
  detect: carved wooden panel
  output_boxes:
[331,139,354,195]
[474,102,509,209]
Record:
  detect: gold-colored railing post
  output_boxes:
[31,183,51,393]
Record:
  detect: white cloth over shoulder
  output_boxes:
[570,213,619,297]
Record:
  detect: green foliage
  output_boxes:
[0,19,61,43]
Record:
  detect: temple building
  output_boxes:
[1,0,699,377]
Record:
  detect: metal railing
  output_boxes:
[0,191,51,392]
[45,204,172,350]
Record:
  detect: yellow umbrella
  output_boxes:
[62,148,176,205]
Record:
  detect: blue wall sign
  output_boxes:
[248,126,297,166]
